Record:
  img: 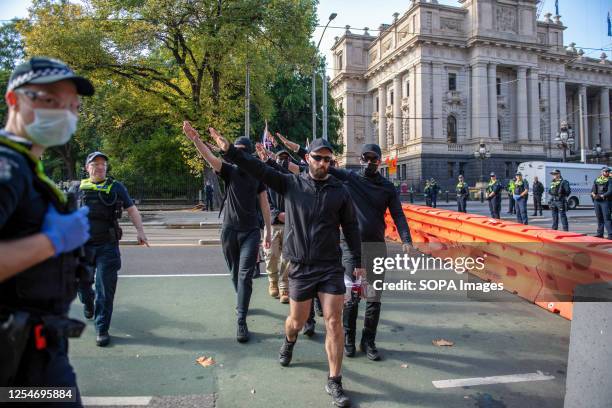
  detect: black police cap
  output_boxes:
[8,57,95,96]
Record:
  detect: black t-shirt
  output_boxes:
[219,162,266,231]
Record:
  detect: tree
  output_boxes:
[0,21,25,125]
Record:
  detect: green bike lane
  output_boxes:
[68,246,570,407]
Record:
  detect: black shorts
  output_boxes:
[288,262,345,302]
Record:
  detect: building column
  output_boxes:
[472,62,489,140]
[488,63,498,140]
[579,85,589,150]
[378,85,387,149]
[528,68,540,141]
[393,74,402,146]
[410,67,417,140]
[432,63,444,139]
[600,87,610,150]
[416,62,432,139]
[548,76,559,149]
[516,67,529,141]
[558,79,567,124]
[465,65,472,140]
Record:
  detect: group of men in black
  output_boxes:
[182,122,412,407]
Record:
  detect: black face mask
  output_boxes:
[278,158,289,169]
[363,162,378,177]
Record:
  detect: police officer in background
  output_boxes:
[0,57,92,402]
[591,166,612,239]
[531,176,544,216]
[456,174,469,213]
[548,169,571,231]
[73,151,148,347]
[513,172,529,225]
[506,178,516,214]
[486,172,503,219]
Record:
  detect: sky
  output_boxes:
[2,0,612,76]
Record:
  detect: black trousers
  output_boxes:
[220,227,260,322]
[533,195,543,215]
[488,198,501,219]
[594,200,612,238]
[457,197,467,213]
[551,199,569,231]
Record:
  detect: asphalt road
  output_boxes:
[68,226,572,408]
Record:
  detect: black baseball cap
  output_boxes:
[8,57,95,96]
[86,151,108,165]
[361,143,382,159]
[308,138,334,154]
[234,136,254,153]
[276,149,290,157]
[601,166,611,172]
[550,169,561,174]
[515,171,522,176]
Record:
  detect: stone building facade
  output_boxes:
[330,0,612,189]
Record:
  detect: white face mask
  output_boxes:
[24,108,78,147]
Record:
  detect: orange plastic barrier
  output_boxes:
[385,204,612,320]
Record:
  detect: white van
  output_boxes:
[517,161,603,209]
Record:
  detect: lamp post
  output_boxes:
[592,143,603,164]
[555,121,575,162]
[473,141,491,183]
[312,12,337,141]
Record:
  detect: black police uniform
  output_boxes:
[486,178,503,219]
[456,180,469,213]
[591,175,612,239]
[549,176,571,231]
[72,177,133,337]
[0,131,85,404]
[532,181,544,216]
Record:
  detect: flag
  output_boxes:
[555,0,559,16]
[261,120,273,150]
[608,12,612,37]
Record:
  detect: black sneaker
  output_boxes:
[314,298,323,317]
[326,377,351,407]
[344,334,356,357]
[96,332,110,347]
[360,337,381,361]
[83,303,94,320]
[279,337,296,366]
[303,320,315,337]
[237,321,249,343]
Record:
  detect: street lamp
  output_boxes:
[473,141,491,183]
[592,143,603,164]
[555,121,575,162]
[313,12,337,141]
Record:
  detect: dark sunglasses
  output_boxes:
[362,154,379,162]
[310,154,333,163]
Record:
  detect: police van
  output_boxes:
[517,161,603,209]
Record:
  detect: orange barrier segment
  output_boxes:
[385,204,612,320]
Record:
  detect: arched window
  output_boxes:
[497,119,502,140]
[447,115,457,143]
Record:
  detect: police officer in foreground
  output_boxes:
[456,174,469,213]
[531,176,544,216]
[591,166,612,239]
[72,151,148,347]
[486,172,502,219]
[0,57,93,403]
[548,169,571,231]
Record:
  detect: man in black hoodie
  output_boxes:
[209,127,362,408]
[275,135,412,361]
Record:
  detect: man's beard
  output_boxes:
[309,163,328,180]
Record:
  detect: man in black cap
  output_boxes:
[591,167,612,239]
[548,169,570,231]
[273,135,412,362]
[456,174,469,213]
[512,172,529,225]
[183,122,271,343]
[485,172,503,219]
[209,128,362,408]
[0,57,93,402]
[71,151,148,347]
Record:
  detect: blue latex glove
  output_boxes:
[513,194,521,201]
[41,205,90,255]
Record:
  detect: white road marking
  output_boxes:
[432,371,555,389]
[119,273,230,278]
[82,396,152,406]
